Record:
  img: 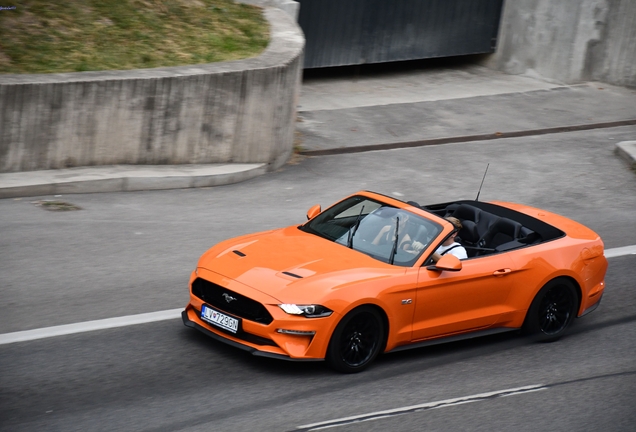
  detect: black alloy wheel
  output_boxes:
[524,279,578,342]
[327,306,385,373]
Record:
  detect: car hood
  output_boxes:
[197,226,396,302]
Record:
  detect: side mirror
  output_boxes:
[427,254,462,272]
[306,204,321,220]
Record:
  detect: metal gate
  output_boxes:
[296,0,504,69]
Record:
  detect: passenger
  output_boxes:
[372,211,413,250]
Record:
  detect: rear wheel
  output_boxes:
[326,306,385,373]
[523,279,578,342]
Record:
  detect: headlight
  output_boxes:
[279,304,333,318]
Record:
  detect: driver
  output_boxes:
[432,216,467,262]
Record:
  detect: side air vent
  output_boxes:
[233,250,246,257]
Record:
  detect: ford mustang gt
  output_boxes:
[182,191,607,373]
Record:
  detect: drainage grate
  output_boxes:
[32,200,82,211]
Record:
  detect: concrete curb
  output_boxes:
[239,0,299,20]
[0,164,267,199]
[616,141,636,170]
[299,119,636,156]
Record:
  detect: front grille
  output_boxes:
[191,278,274,325]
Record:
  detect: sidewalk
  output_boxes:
[1,64,635,198]
[296,64,636,155]
[0,164,266,199]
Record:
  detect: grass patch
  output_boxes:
[0,0,269,74]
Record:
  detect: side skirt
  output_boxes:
[387,327,519,354]
[579,293,603,317]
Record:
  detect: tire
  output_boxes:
[523,278,579,342]
[326,306,386,373]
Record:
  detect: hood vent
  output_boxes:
[282,271,303,279]
[232,250,246,257]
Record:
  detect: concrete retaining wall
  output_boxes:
[0,6,304,173]
[486,0,636,87]
[240,0,299,20]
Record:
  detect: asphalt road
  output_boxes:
[1,126,636,431]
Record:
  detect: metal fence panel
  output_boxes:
[297,0,504,68]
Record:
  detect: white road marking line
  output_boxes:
[500,387,547,397]
[0,308,182,345]
[604,245,636,258]
[0,245,633,346]
[296,385,547,431]
[429,400,479,409]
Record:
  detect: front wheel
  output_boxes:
[523,279,579,342]
[326,306,386,373]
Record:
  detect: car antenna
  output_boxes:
[475,163,490,201]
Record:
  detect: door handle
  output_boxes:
[493,268,512,276]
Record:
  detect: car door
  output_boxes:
[411,254,519,341]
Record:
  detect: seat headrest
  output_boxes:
[453,204,481,222]
[458,220,479,243]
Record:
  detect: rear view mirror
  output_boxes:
[307,204,321,220]
[427,254,462,272]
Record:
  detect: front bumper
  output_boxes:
[182,309,321,361]
[183,268,339,360]
[182,304,328,361]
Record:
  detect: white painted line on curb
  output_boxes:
[295,385,547,431]
[0,245,633,346]
[0,308,182,345]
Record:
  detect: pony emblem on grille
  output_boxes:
[222,293,237,303]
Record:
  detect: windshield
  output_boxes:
[300,196,442,267]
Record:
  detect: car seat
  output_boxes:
[478,218,522,250]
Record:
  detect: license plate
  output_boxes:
[200,305,240,333]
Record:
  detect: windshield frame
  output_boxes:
[299,195,443,267]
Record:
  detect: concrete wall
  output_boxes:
[485,0,636,87]
[0,6,304,173]
[590,0,636,87]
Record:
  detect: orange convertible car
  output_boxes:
[182,191,607,372]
